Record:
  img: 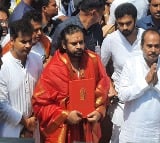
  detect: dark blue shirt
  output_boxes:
[51,15,103,55]
[9,0,34,23]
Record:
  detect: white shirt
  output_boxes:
[108,0,149,24]
[119,55,160,143]
[1,34,10,48]
[31,42,46,62]
[0,51,43,137]
[101,28,144,125]
[101,28,144,91]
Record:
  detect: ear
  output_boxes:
[10,36,14,41]
[62,41,66,50]
[10,36,14,43]
[91,9,97,16]
[42,6,47,12]
[89,9,95,16]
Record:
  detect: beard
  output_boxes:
[121,29,134,37]
[66,48,84,58]
[121,22,135,37]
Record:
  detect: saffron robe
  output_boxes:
[32,50,110,143]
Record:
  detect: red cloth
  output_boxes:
[32,50,110,143]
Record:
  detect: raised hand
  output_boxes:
[145,63,158,86]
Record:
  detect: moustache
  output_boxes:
[149,53,159,57]
[74,49,84,56]
[75,48,84,53]
[122,30,132,36]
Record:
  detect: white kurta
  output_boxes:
[0,51,43,137]
[101,28,144,126]
[119,55,160,143]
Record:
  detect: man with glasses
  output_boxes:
[0,6,9,45]
[101,3,144,143]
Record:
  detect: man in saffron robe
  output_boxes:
[32,24,110,143]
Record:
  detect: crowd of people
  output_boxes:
[0,0,160,143]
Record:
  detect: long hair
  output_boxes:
[58,24,84,53]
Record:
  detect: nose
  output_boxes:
[76,43,81,49]
[37,29,42,35]
[123,24,128,30]
[151,46,157,52]
[157,5,160,11]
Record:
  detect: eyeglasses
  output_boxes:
[0,20,8,25]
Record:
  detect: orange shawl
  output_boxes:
[32,50,110,143]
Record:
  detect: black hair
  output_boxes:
[10,19,33,40]
[59,24,84,53]
[0,5,10,18]
[79,0,105,12]
[0,0,11,10]
[33,0,50,12]
[115,3,137,20]
[22,10,42,24]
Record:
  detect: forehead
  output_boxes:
[30,20,42,28]
[150,0,160,4]
[144,32,160,42]
[65,32,84,42]
[0,11,8,20]
[16,32,32,40]
[117,14,134,22]
[48,0,56,4]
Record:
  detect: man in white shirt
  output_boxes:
[119,28,160,143]
[0,19,43,138]
[101,3,144,143]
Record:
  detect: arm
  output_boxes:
[32,57,70,135]
[118,61,149,102]
[0,69,22,126]
[0,65,37,132]
[101,36,112,67]
[87,55,110,122]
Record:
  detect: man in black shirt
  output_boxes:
[51,0,105,55]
